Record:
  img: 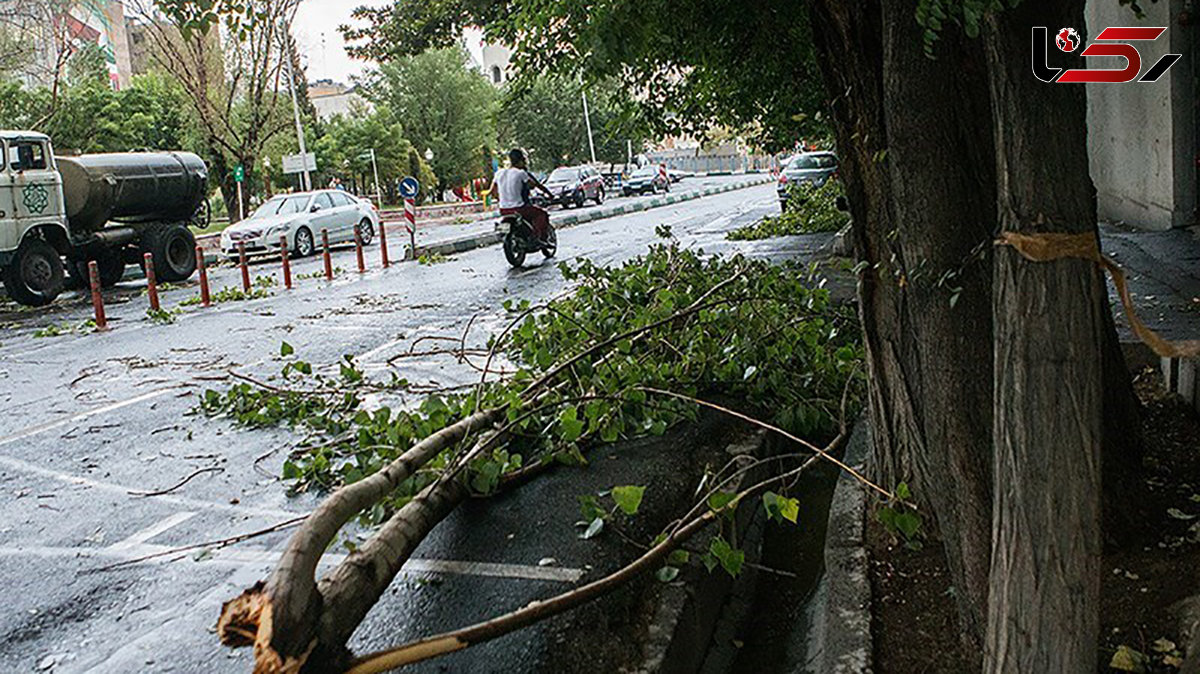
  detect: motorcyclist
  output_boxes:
[491,148,554,246]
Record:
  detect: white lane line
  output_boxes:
[0,388,173,447]
[0,542,587,583]
[112,512,198,548]
[0,452,298,519]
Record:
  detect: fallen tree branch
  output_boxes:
[85,516,306,574]
[128,466,224,497]
[345,438,837,673]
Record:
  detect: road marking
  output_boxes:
[0,452,298,519]
[112,511,198,548]
[0,388,173,447]
[0,541,587,583]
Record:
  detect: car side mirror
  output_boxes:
[835,196,849,212]
[310,204,321,212]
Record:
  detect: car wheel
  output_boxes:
[293,227,315,258]
[2,238,64,307]
[357,219,375,246]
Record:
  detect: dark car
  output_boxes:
[777,151,838,209]
[535,165,606,208]
[622,166,670,196]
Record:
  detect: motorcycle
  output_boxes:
[497,213,557,268]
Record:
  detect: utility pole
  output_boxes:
[361,149,381,205]
[581,89,596,164]
[280,22,311,191]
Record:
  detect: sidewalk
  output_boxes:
[1100,222,1200,410]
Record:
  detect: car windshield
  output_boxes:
[632,168,657,178]
[254,195,310,217]
[548,168,580,181]
[789,154,836,170]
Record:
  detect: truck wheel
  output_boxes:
[142,224,197,283]
[3,238,64,307]
[68,248,126,289]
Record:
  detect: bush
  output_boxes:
[728,179,849,240]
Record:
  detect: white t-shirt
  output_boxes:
[493,167,532,209]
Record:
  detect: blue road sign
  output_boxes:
[399,176,420,199]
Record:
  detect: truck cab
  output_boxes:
[0,131,70,306]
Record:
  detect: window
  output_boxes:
[9,141,47,171]
[548,167,580,181]
[314,193,335,210]
[789,153,837,170]
[256,195,310,217]
[491,65,503,84]
[330,193,353,207]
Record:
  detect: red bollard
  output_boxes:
[321,229,333,280]
[238,241,250,292]
[354,226,365,273]
[143,252,160,312]
[378,221,389,268]
[196,245,211,307]
[88,261,107,331]
[280,235,292,289]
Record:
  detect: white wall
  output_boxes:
[1086,0,1196,230]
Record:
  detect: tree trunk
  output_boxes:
[810,0,996,650]
[984,2,1104,669]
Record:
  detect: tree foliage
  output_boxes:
[342,0,828,151]
[497,75,645,171]
[311,103,437,203]
[358,47,497,191]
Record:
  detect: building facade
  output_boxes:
[1086,0,1197,230]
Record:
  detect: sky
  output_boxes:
[291,1,485,84]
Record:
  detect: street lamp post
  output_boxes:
[582,89,597,164]
[359,149,382,205]
[280,22,311,192]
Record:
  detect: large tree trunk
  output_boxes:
[810,0,996,650]
[984,1,1105,669]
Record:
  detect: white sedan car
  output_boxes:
[220,190,379,260]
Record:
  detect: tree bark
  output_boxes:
[810,0,996,649]
[984,2,1104,669]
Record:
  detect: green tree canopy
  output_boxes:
[358,46,497,191]
[497,75,645,171]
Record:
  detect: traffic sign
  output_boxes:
[233,165,244,183]
[399,176,420,199]
[282,153,317,174]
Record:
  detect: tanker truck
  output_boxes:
[0,130,209,307]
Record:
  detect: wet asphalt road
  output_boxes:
[0,179,833,673]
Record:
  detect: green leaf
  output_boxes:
[894,511,922,539]
[280,341,294,357]
[559,406,585,443]
[580,517,605,540]
[896,481,911,500]
[763,491,799,524]
[655,566,680,583]
[667,549,690,566]
[709,536,744,577]
[612,485,646,516]
[707,491,737,512]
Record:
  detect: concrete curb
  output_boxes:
[803,419,873,673]
[634,431,768,674]
[411,176,772,259]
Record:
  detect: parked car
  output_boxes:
[220,190,379,260]
[777,151,838,209]
[622,166,670,196]
[534,165,606,208]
